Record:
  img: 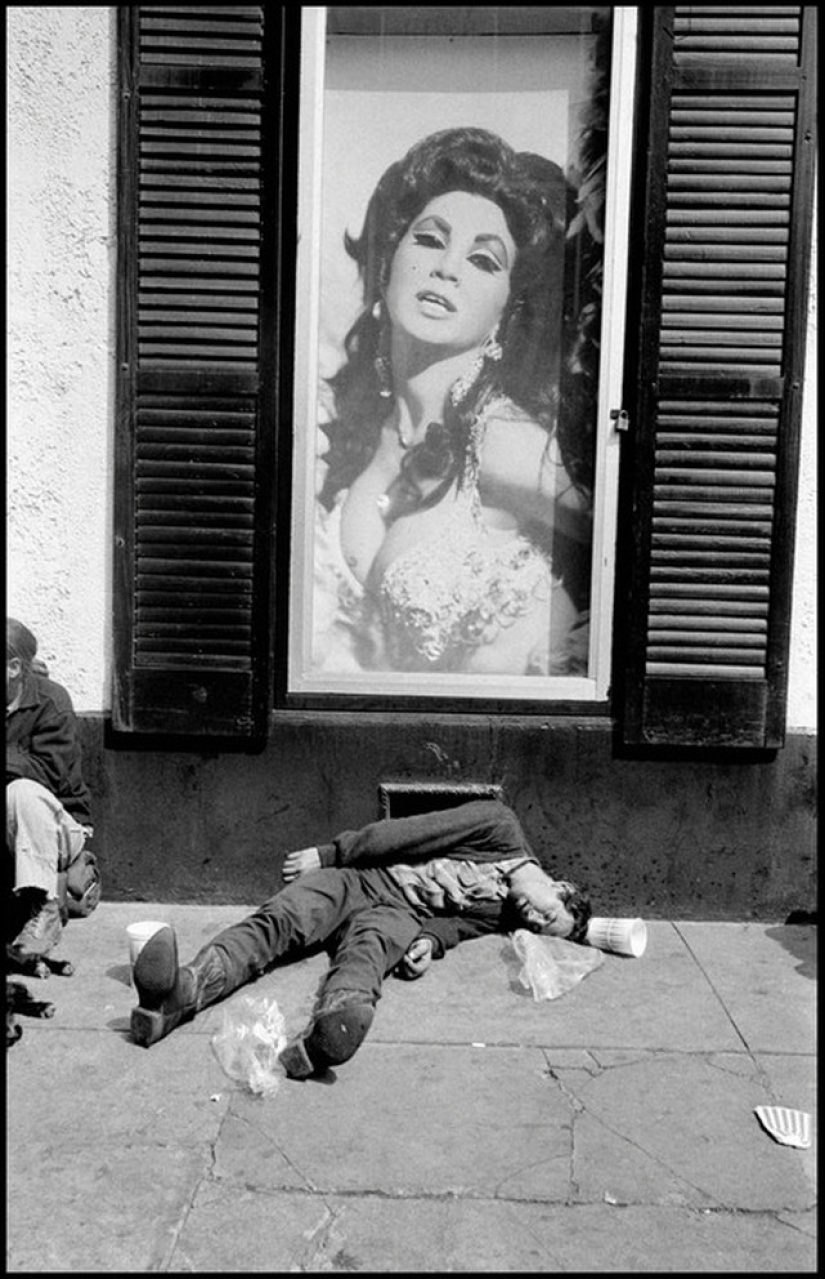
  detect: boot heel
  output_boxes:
[279,1038,315,1080]
[130,1006,168,1048]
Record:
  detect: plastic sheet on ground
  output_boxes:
[211,992,287,1096]
[511,929,604,1001]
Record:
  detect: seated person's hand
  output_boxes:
[282,846,321,883]
[395,935,434,980]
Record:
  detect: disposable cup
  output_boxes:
[126,920,167,972]
[585,916,648,958]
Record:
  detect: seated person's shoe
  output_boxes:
[8,895,62,962]
[131,925,196,1048]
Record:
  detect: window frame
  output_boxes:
[281,5,638,712]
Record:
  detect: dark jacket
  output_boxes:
[6,672,92,826]
[318,799,537,959]
[419,901,522,959]
[318,799,538,873]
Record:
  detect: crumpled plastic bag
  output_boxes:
[211,993,287,1096]
[511,929,604,1001]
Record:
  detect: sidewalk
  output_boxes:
[7,905,816,1273]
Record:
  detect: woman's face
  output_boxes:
[384,190,516,354]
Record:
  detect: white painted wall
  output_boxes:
[7,6,115,709]
[6,7,818,731]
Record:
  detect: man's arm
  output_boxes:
[395,904,504,978]
[420,907,503,958]
[317,800,535,870]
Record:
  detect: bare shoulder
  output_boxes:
[481,402,549,481]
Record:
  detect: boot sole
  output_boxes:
[133,926,178,1004]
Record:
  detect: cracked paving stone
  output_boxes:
[555,1054,814,1211]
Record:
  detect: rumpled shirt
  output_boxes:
[388,855,532,913]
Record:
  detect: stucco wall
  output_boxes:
[7,6,115,709]
[6,6,819,732]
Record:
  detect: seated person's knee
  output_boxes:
[7,776,54,817]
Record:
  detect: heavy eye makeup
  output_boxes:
[411,218,508,276]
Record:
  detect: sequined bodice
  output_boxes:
[312,395,562,675]
[375,399,553,671]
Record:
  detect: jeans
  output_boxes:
[208,866,426,1013]
[6,778,89,898]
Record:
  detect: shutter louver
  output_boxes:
[116,6,279,736]
[622,6,816,748]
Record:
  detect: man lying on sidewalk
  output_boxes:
[130,798,592,1079]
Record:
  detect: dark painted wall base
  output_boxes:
[79,714,817,921]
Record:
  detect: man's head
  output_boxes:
[7,618,37,707]
[508,863,592,943]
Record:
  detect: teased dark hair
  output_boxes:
[319,126,580,513]
[559,883,593,945]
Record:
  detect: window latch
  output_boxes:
[610,408,630,433]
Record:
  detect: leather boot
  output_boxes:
[130,925,229,1048]
[279,990,375,1079]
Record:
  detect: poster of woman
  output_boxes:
[289,8,610,701]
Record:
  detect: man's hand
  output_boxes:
[282,846,322,883]
[396,935,434,980]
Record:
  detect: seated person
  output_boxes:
[6,617,97,967]
[130,798,591,1079]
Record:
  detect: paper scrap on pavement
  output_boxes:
[754,1105,812,1149]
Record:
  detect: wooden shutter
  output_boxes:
[115,6,284,736]
[621,6,816,748]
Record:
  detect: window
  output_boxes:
[287,6,636,706]
[114,6,816,746]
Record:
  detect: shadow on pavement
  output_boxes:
[765,921,817,980]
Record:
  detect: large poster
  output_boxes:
[289,8,611,702]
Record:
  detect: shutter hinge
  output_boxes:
[610,408,630,433]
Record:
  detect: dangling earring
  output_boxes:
[449,328,502,407]
[372,299,393,399]
[482,329,502,363]
[449,351,485,408]
[375,358,393,399]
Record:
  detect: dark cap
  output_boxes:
[7,618,38,667]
